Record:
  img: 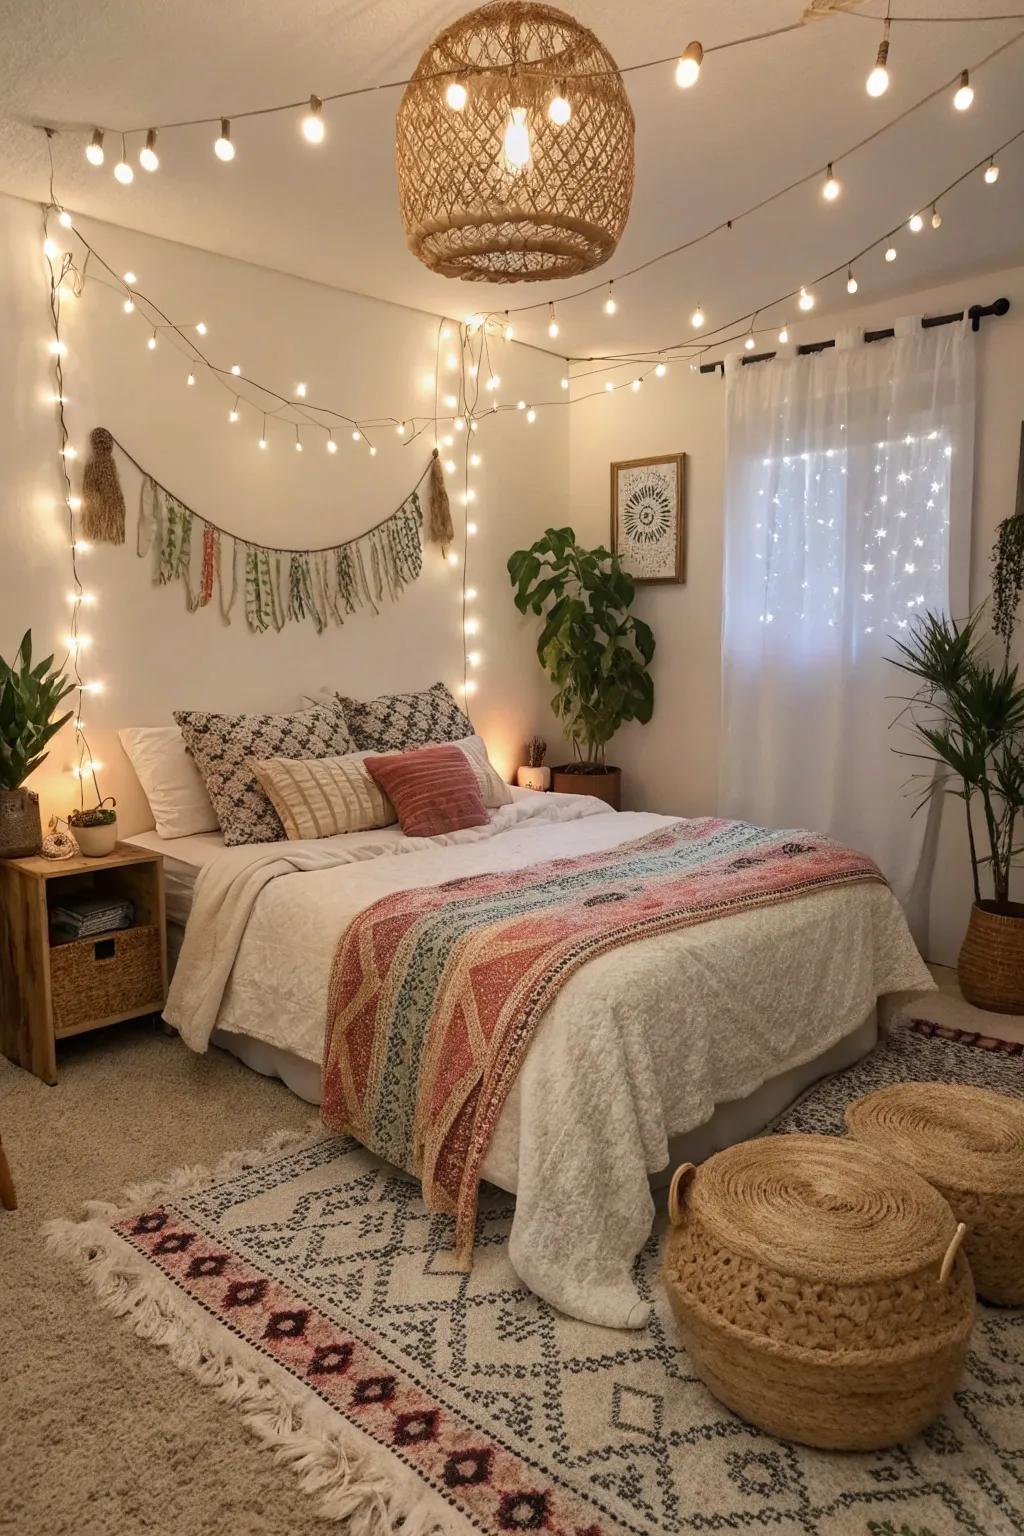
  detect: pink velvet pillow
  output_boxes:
[364,744,489,837]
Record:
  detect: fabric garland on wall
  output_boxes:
[102,436,442,635]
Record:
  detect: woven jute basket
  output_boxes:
[846,1082,1024,1306]
[663,1135,973,1450]
[958,902,1024,1014]
[50,925,163,1033]
[0,787,42,858]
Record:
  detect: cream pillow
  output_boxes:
[118,725,219,839]
[251,736,510,842]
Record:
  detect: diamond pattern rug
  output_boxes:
[50,1024,1023,1536]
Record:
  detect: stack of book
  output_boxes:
[51,897,134,941]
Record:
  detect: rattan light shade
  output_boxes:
[395,1,635,283]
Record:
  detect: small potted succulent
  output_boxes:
[68,801,118,858]
[0,631,76,858]
[517,735,551,792]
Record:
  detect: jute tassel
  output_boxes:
[428,448,454,549]
[81,427,126,544]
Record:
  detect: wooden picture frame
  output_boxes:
[610,453,686,584]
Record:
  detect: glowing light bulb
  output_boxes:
[822,163,841,201]
[604,283,617,316]
[186,371,195,386]
[866,23,890,96]
[114,155,134,185]
[503,319,514,342]
[885,243,897,263]
[467,522,478,536]
[67,496,82,510]
[50,340,67,356]
[295,437,303,453]
[196,321,207,335]
[326,437,337,454]
[147,330,157,350]
[984,159,1000,184]
[908,212,924,233]
[43,237,59,260]
[503,107,531,171]
[605,381,614,392]
[690,304,705,329]
[444,459,456,474]
[139,129,159,171]
[526,407,536,423]
[258,435,267,449]
[231,363,241,376]
[560,376,569,389]
[302,95,325,143]
[454,418,464,433]
[86,129,105,166]
[121,297,135,315]
[447,551,459,566]
[228,400,240,423]
[446,79,468,111]
[443,434,454,446]
[798,287,814,311]
[443,394,457,410]
[123,271,137,285]
[547,304,559,339]
[352,430,361,442]
[468,651,480,666]
[655,362,667,377]
[295,382,307,398]
[470,453,481,466]
[548,89,571,126]
[397,422,407,435]
[214,119,235,161]
[931,206,943,229]
[953,70,973,110]
[744,335,755,351]
[73,539,91,552]
[466,587,477,600]
[846,268,858,295]
[675,40,703,89]
[464,618,479,635]
[58,210,73,229]
[462,679,477,697]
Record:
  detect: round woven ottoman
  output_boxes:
[663,1134,974,1450]
[846,1082,1024,1306]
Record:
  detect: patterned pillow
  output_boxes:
[250,751,396,841]
[336,681,472,753]
[365,744,489,838]
[174,702,353,846]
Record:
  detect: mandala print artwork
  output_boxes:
[612,453,685,583]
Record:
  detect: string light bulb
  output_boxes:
[502,314,514,342]
[866,20,891,96]
[258,433,267,449]
[953,70,974,110]
[229,399,240,423]
[548,85,571,125]
[908,212,924,233]
[690,304,705,329]
[675,40,703,89]
[58,209,73,229]
[846,267,858,295]
[214,119,235,161]
[86,129,105,166]
[295,427,303,452]
[195,321,207,335]
[560,375,569,390]
[397,421,407,435]
[123,271,137,285]
[352,429,361,441]
[604,282,617,316]
[114,151,134,185]
[139,129,159,172]
[984,158,1000,184]
[884,241,897,262]
[503,107,531,171]
[744,333,756,351]
[230,363,241,375]
[301,95,325,143]
[526,407,536,422]
[295,382,307,398]
[445,79,468,111]
[655,362,667,377]
[186,370,195,386]
[931,205,942,229]
[798,287,814,311]
[147,330,157,350]
[547,303,559,339]
[822,163,841,201]
[326,435,337,454]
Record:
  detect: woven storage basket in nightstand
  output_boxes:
[846,1082,1024,1306]
[663,1134,974,1450]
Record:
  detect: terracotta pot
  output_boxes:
[72,819,118,858]
[0,787,42,858]
[958,901,1024,1015]
[551,765,621,811]
[516,765,551,792]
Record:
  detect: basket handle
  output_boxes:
[939,1222,968,1286]
[668,1163,696,1228]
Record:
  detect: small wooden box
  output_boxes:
[0,843,167,1084]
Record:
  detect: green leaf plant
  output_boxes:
[508,527,655,767]
[0,631,76,792]
[888,607,1024,912]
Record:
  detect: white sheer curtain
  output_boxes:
[719,320,975,911]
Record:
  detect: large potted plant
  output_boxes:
[888,607,1024,1013]
[0,631,75,858]
[508,527,655,810]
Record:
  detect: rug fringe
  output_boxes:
[46,1125,467,1535]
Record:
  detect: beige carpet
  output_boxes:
[0,1022,318,1536]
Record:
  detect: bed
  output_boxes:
[126,787,933,1330]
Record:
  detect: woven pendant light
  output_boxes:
[395,1,635,284]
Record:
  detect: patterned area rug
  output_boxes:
[50,1025,1023,1536]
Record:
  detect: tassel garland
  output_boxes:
[428,447,454,549]
[81,426,127,543]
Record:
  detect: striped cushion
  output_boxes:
[250,751,396,840]
[365,744,488,838]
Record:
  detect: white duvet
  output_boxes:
[165,790,933,1329]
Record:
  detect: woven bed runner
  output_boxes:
[321,817,883,1261]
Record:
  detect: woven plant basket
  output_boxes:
[663,1135,973,1451]
[846,1083,1024,1306]
[958,902,1024,1014]
[0,787,42,858]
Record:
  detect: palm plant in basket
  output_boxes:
[0,631,75,858]
[888,607,1024,1013]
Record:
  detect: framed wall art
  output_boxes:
[610,452,686,584]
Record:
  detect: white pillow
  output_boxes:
[457,735,513,808]
[118,725,220,840]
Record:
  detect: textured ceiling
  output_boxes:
[0,0,1022,359]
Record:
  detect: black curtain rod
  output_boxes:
[699,296,1010,375]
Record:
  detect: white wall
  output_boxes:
[568,263,1024,964]
[0,192,565,831]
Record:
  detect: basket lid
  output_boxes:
[683,1134,959,1285]
[846,1082,1024,1196]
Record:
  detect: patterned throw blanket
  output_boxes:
[321,818,883,1263]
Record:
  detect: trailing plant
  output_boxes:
[508,527,655,767]
[68,803,117,828]
[991,509,1024,657]
[0,631,75,791]
[888,608,1024,911]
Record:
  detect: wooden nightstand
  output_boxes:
[0,843,167,1085]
